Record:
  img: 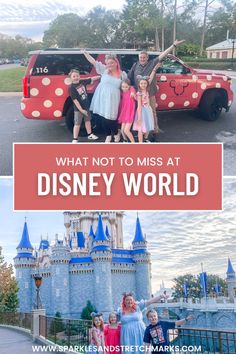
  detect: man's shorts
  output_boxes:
[74,110,91,125]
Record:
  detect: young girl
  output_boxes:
[87,312,105,354]
[118,79,136,143]
[68,69,100,143]
[104,312,121,354]
[133,63,161,143]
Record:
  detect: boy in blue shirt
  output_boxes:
[144,309,193,354]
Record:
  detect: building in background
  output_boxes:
[14,212,152,318]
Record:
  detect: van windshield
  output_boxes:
[32,54,98,76]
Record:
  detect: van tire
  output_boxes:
[199,90,223,121]
[65,106,74,132]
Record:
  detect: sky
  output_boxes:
[0,0,125,40]
[0,177,235,292]
[0,0,223,42]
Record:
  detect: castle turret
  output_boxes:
[50,238,70,316]
[88,224,95,251]
[91,214,112,315]
[226,258,236,301]
[14,220,35,312]
[132,217,151,300]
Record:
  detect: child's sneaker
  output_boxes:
[105,135,112,143]
[72,139,78,143]
[88,133,99,140]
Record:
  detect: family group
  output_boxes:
[87,292,192,354]
[68,40,185,143]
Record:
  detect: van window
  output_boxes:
[119,54,157,72]
[31,54,98,76]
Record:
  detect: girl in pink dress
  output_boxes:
[87,313,105,354]
[133,62,161,143]
[118,79,136,143]
[104,312,121,354]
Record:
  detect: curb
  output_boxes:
[0,92,22,96]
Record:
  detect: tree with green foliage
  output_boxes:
[49,312,65,334]
[0,246,18,312]
[81,300,96,320]
[172,273,227,299]
[43,13,88,48]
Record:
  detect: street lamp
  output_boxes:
[33,274,42,309]
[231,38,236,69]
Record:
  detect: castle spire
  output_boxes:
[227,258,235,277]
[17,221,33,250]
[132,216,145,243]
[105,225,110,239]
[89,224,95,239]
[94,214,107,241]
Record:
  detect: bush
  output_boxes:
[80,300,96,321]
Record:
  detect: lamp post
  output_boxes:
[231,39,235,69]
[33,274,42,309]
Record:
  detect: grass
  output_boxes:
[0,67,26,92]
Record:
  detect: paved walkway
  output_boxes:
[0,327,52,354]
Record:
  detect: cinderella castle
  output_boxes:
[14,212,152,317]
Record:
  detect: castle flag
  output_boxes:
[200,272,207,297]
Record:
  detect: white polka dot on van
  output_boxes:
[54,110,62,117]
[216,82,221,88]
[160,75,167,82]
[192,92,198,99]
[32,111,40,117]
[43,100,53,108]
[206,75,212,81]
[184,101,190,107]
[64,78,72,85]
[160,94,167,100]
[223,76,227,81]
[42,78,51,85]
[192,75,198,81]
[201,83,207,90]
[168,102,174,108]
[30,88,39,96]
[20,102,26,110]
[55,88,63,96]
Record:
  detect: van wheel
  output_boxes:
[65,106,74,132]
[199,90,223,121]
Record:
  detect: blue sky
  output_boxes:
[0,177,235,292]
[0,0,222,41]
[0,0,125,40]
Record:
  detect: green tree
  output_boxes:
[0,246,18,312]
[81,300,96,320]
[43,13,88,48]
[172,273,227,299]
[49,312,65,334]
[85,6,122,48]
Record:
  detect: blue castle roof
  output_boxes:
[105,225,110,239]
[89,225,95,239]
[92,245,110,251]
[70,257,92,264]
[17,222,33,250]
[77,231,85,248]
[94,214,107,241]
[227,258,235,274]
[14,252,35,259]
[132,217,145,243]
[39,239,49,250]
[112,257,135,263]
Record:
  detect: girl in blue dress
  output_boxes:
[82,50,127,143]
[133,63,161,143]
[118,292,167,354]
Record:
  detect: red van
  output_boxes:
[21,49,234,131]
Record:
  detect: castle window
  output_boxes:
[25,282,28,289]
[56,289,60,297]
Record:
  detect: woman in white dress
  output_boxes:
[83,50,127,142]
